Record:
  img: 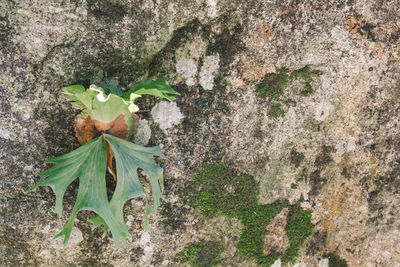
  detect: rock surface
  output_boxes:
[1,0,400,266]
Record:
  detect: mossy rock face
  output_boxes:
[255,66,323,117]
[177,240,224,267]
[187,164,314,266]
[188,164,259,218]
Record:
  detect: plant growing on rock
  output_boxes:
[26,77,179,248]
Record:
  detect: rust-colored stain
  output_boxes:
[345,16,362,34]
[345,15,376,40]
[260,25,271,40]
[75,113,139,144]
[74,113,139,180]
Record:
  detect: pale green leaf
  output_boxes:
[74,90,97,110]
[90,93,132,123]
[62,85,89,110]
[26,137,131,248]
[62,85,85,94]
[89,134,166,232]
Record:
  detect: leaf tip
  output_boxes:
[25,185,38,193]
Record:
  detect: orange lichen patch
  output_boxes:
[309,2,330,12]
[138,0,146,8]
[237,55,271,81]
[315,180,369,266]
[260,25,271,40]
[318,182,367,232]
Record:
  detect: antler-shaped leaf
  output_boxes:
[26,137,131,248]
[89,134,166,233]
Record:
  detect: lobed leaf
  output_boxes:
[27,137,131,248]
[27,134,166,248]
[123,78,180,102]
[89,134,166,232]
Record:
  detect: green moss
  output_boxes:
[282,205,314,264]
[255,66,322,115]
[299,82,315,97]
[188,164,258,218]
[178,240,224,267]
[187,164,314,266]
[291,66,323,81]
[324,253,348,267]
[380,176,396,185]
[266,103,286,118]
[256,68,290,100]
[292,66,322,97]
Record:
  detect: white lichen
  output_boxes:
[176,59,197,86]
[206,0,218,18]
[0,128,17,139]
[199,55,220,90]
[151,101,184,130]
[140,231,154,265]
[318,258,329,267]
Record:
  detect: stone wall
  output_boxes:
[1,0,399,266]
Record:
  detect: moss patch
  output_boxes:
[292,66,323,97]
[187,164,314,266]
[324,253,348,267]
[255,65,322,117]
[177,240,224,267]
[256,68,290,100]
[266,103,286,118]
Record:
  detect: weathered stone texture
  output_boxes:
[1,0,400,266]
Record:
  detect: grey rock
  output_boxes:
[1,0,400,266]
[134,119,151,146]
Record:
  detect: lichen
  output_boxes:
[177,240,224,267]
[187,164,314,266]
